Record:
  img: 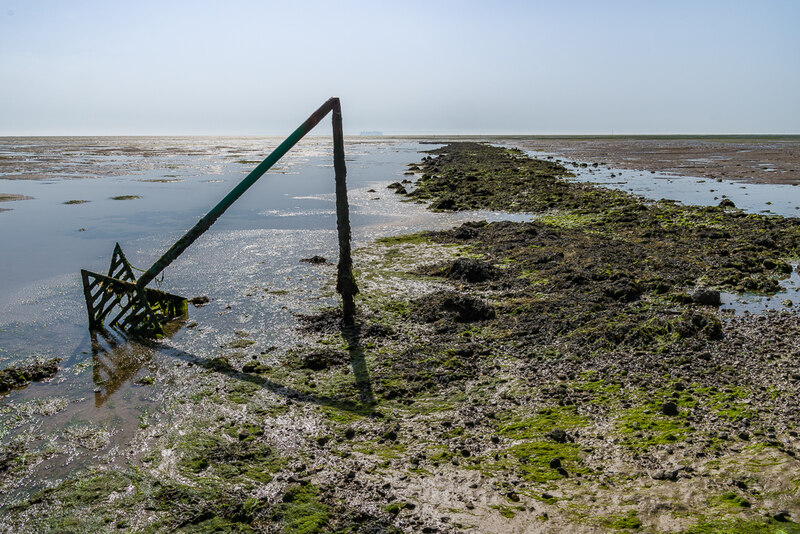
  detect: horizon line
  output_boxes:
[1,132,799,138]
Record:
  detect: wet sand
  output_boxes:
[3,137,800,533]
[498,136,800,185]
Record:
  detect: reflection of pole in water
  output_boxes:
[91,331,154,408]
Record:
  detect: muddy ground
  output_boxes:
[498,136,800,185]
[2,142,800,533]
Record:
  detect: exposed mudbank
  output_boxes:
[3,143,800,533]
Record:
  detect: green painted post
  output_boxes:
[135,98,338,290]
[128,97,358,327]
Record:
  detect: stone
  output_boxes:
[546,429,568,443]
[691,287,721,306]
[651,469,679,481]
[189,295,210,307]
[661,402,679,416]
[300,255,327,264]
[774,511,791,522]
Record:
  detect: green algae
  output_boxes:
[614,400,692,449]
[601,510,643,530]
[175,431,285,483]
[710,491,752,509]
[375,232,431,246]
[273,484,330,534]
[679,518,800,534]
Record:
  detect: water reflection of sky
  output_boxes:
[0,138,527,369]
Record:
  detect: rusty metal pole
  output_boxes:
[331,98,358,326]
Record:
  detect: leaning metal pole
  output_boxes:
[81,97,358,335]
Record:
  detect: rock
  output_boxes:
[206,357,234,372]
[442,258,496,283]
[774,511,791,522]
[651,469,679,481]
[386,182,403,190]
[0,358,62,393]
[549,458,562,469]
[691,287,721,306]
[242,361,268,374]
[189,295,210,307]
[604,278,642,302]
[300,255,328,264]
[718,198,736,208]
[394,186,408,194]
[546,429,568,443]
[430,196,456,210]
[661,402,679,416]
[414,291,495,323]
[300,350,348,371]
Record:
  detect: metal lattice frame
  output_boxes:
[81,243,188,336]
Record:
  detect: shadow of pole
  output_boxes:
[91,334,377,417]
[89,313,378,416]
[341,322,375,406]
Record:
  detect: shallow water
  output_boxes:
[521,149,800,218]
[0,137,534,497]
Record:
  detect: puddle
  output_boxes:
[720,263,800,315]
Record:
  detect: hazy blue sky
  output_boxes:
[1,0,798,135]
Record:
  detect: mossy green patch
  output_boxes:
[375,232,431,246]
[615,401,692,449]
[273,484,330,534]
[679,517,800,534]
[710,491,752,509]
[601,510,643,530]
[498,406,588,439]
[176,432,285,483]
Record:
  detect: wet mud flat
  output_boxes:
[499,136,800,185]
[3,143,800,533]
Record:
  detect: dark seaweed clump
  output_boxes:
[0,358,60,394]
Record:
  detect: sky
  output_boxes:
[1,0,799,135]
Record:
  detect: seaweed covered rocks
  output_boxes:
[0,358,60,394]
[408,142,800,296]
